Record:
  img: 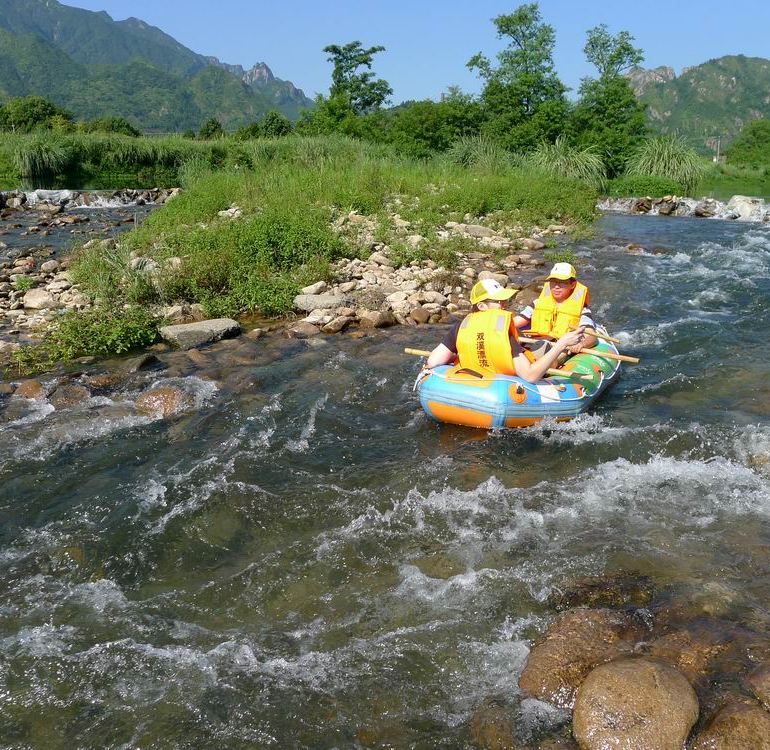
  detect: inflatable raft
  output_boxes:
[416,339,621,429]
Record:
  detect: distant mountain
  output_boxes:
[629,55,770,150]
[0,0,314,131]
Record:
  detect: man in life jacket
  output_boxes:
[513,262,598,355]
[426,278,586,382]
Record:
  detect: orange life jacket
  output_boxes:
[529,282,590,338]
[456,309,519,376]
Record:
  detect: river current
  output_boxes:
[1,213,769,747]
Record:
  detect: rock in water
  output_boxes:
[691,700,770,749]
[572,658,698,750]
[467,698,516,749]
[518,608,644,708]
[135,386,192,418]
[159,318,240,349]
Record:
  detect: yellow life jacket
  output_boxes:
[456,309,519,376]
[529,282,590,338]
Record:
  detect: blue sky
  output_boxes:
[61,0,770,102]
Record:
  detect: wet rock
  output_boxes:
[468,698,516,750]
[747,665,770,710]
[49,383,91,409]
[633,197,652,213]
[412,553,464,579]
[409,306,431,325]
[359,310,396,329]
[186,348,210,367]
[573,658,698,750]
[14,379,46,399]
[691,700,770,749]
[159,318,240,349]
[656,197,678,216]
[727,195,764,221]
[694,199,719,217]
[23,289,59,310]
[83,372,127,391]
[243,327,264,340]
[287,321,320,338]
[518,608,645,708]
[0,383,14,396]
[135,386,192,418]
[321,315,352,334]
[550,573,654,611]
[122,353,162,373]
[293,293,346,312]
[647,624,732,684]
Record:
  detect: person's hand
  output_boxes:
[558,327,585,351]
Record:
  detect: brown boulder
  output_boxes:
[518,608,644,709]
[573,658,698,750]
[691,700,770,750]
[135,386,192,418]
[14,379,46,400]
[49,384,91,409]
[633,197,652,213]
[358,310,396,329]
[747,665,770,710]
[287,321,320,338]
[467,699,516,750]
[409,306,431,324]
[550,573,654,611]
[647,626,731,684]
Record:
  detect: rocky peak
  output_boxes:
[244,62,275,86]
[625,65,676,97]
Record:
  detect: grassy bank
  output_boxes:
[4,136,597,374]
[71,136,597,318]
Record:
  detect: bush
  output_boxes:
[606,174,684,197]
[8,306,158,375]
[529,136,606,189]
[13,276,35,292]
[626,135,705,195]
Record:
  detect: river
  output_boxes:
[1,213,769,747]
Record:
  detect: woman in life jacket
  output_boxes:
[512,262,598,356]
[425,278,585,382]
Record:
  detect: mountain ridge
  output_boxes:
[0,0,314,130]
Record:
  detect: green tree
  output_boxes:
[386,90,484,158]
[323,41,392,114]
[468,3,568,152]
[260,110,293,138]
[0,96,74,133]
[198,117,224,139]
[570,25,647,177]
[82,116,142,137]
[725,119,770,166]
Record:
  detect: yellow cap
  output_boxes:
[470,278,515,305]
[547,262,577,281]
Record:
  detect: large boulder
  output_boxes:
[518,608,644,709]
[293,294,345,312]
[691,700,770,749]
[23,289,59,310]
[573,658,698,750]
[359,310,396,329]
[159,318,240,349]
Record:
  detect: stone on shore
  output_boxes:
[518,237,546,251]
[293,294,345,312]
[159,318,240,349]
[572,658,698,750]
[23,289,59,310]
[358,309,396,329]
[300,280,328,295]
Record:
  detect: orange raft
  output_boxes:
[416,340,621,429]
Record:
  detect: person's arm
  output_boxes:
[514,328,586,382]
[426,343,456,368]
[513,305,533,329]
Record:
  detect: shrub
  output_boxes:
[529,136,606,189]
[606,174,684,197]
[445,135,512,171]
[13,275,35,292]
[8,306,158,375]
[626,135,705,195]
[544,248,578,266]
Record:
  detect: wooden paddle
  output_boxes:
[403,348,591,381]
[521,328,623,345]
[517,337,640,364]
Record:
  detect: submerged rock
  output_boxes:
[550,573,654,611]
[14,379,46,400]
[159,318,240,349]
[49,383,91,409]
[467,698,516,750]
[691,700,770,749]
[572,658,698,750]
[518,608,645,709]
[647,624,732,684]
[135,386,192,418]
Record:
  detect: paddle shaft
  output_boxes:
[403,348,590,381]
[521,328,623,345]
[517,337,639,364]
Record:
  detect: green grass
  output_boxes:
[606,174,685,197]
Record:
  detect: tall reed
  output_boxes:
[626,135,705,195]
